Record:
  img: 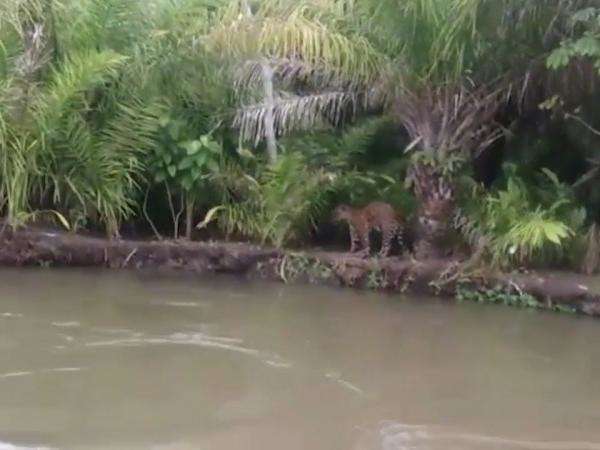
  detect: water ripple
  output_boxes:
[0,441,53,450]
[374,422,600,450]
[85,332,293,369]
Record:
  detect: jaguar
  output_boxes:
[333,202,404,257]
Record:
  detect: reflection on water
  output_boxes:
[0,268,599,449]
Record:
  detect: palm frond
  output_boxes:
[210,8,389,89]
[34,50,127,133]
[52,0,147,53]
[337,116,392,155]
[0,0,46,37]
[234,91,356,144]
[100,98,167,162]
[396,83,504,157]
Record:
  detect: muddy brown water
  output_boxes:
[0,268,599,450]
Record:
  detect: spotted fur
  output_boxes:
[333,202,404,257]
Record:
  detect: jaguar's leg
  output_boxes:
[349,225,359,253]
[379,224,397,257]
[356,227,371,257]
[350,227,368,253]
[396,225,405,255]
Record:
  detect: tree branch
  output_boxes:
[565,112,600,137]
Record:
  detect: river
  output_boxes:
[0,268,598,450]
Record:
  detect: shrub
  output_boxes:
[457,166,585,268]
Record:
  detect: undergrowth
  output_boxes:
[278,252,334,284]
[456,285,577,314]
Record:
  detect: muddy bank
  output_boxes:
[1,226,599,317]
[0,227,278,273]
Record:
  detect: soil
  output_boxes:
[1,225,599,317]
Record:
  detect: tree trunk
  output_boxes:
[240,0,252,16]
[261,61,277,165]
[185,196,194,240]
[410,163,456,259]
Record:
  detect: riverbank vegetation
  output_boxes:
[3,0,600,274]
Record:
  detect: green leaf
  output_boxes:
[196,206,226,229]
[178,156,195,170]
[150,160,163,171]
[158,115,170,127]
[573,34,600,57]
[162,152,172,165]
[379,174,396,185]
[547,46,572,69]
[155,170,167,183]
[183,140,202,155]
[167,165,177,177]
[207,159,219,172]
[181,176,194,191]
[541,168,559,186]
[195,153,208,167]
[539,95,561,111]
[190,168,202,181]
[48,210,71,231]
[206,141,221,154]
[237,147,255,159]
[572,7,598,24]
[169,122,182,141]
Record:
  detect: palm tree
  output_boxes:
[207,0,583,255]
[374,0,591,257]
[0,0,156,234]
[207,0,391,163]
[349,0,506,256]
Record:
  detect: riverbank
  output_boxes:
[1,226,599,317]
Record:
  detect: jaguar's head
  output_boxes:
[333,204,352,222]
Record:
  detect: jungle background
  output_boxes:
[3,0,600,272]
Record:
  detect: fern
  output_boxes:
[496,210,573,266]
[459,168,583,268]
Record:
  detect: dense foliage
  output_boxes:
[2,0,600,271]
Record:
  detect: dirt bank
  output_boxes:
[1,226,599,317]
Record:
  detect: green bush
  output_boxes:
[457,166,586,268]
[203,148,404,248]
